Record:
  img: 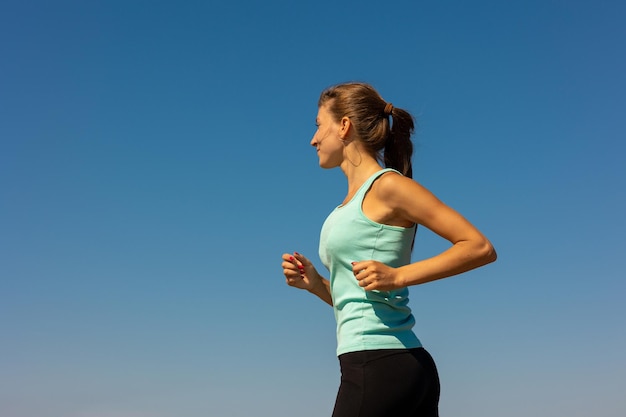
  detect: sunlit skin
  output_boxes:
[309,105,346,169]
[282,104,496,306]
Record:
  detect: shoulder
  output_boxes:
[373,170,423,202]
[371,170,446,224]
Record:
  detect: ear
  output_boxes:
[339,116,352,140]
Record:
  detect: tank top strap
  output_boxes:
[354,168,399,202]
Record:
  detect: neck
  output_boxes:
[340,143,384,196]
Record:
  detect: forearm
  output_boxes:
[308,277,333,306]
[399,239,496,287]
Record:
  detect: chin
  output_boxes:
[319,160,336,169]
[317,154,341,169]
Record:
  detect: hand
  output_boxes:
[351,260,404,291]
[282,252,321,291]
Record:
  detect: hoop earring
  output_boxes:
[345,145,362,167]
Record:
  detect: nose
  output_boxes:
[310,135,317,147]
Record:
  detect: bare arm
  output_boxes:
[352,173,497,291]
[282,252,333,306]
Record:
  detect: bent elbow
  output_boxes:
[481,240,497,265]
[468,236,496,267]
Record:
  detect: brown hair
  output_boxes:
[318,82,415,178]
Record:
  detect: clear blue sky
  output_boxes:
[1,1,625,416]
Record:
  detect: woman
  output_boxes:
[282,82,496,417]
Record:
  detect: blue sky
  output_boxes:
[1,1,625,416]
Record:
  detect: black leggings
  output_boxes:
[332,348,440,417]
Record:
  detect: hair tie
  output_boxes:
[384,102,394,116]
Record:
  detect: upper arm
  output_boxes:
[375,173,489,246]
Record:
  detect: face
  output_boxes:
[311,105,345,169]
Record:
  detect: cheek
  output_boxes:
[318,128,333,145]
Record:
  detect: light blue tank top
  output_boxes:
[319,169,422,356]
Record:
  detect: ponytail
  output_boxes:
[384,107,414,178]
